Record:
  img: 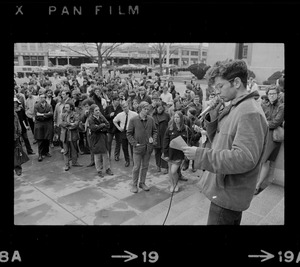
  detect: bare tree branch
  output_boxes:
[60,44,96,61]
[102,43,123,59]
[83,43,96,59]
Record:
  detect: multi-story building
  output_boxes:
[14,43,209,69]
[206,43,284,83]
[45,43,208,68]
[14,43,49,66]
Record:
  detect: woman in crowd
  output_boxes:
[163,111,192,193]
[152,102,170,174]
[255,85,284,195]
[33,93,54,162]
[88,104,114,178]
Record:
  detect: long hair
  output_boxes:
[169,111,185,131]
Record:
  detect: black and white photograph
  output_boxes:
[13,42,285,226]
[2,0,299,265]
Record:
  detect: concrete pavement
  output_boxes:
[14,132,284,225]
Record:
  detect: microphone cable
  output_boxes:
[162,161,182,225]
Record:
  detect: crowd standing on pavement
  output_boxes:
[13,64,284,204]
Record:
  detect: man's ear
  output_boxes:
[234,77,243,89]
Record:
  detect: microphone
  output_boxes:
[198,95,222,118]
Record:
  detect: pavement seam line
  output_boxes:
[27,180,89,225]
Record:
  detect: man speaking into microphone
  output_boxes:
[182,59,269,225]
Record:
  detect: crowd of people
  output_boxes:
[14,61,284,224]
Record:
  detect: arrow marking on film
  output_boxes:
[111,250,138,262]
[248,250,275,262]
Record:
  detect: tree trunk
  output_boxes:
[159,52,163,76]
[95,44,103,77]
[98,57,103,76]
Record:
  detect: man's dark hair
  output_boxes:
[266,84,280,95]
[206,59,248,88]
[65,100,75,110]
[112,95,120,101]
[82,98,95,107]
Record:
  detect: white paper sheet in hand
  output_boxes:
[169,136,188,151]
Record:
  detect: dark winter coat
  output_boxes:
[33,101,54,140]
[104,104,123,134]
[14,111,22,141]
[59,111,80,142]
[88,114,110,154]
[261,99,284,129]
[92,94,105,115]
[136,94,152,105]
[16,107,29,134]
[46,97,57,113]
[152,112,170,149]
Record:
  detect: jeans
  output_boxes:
[207,202,242,225]
[132,149,152,186]
[86,132,94,163]
[107,132,121,158]
[63,141,78,166]
[94,152,110,172]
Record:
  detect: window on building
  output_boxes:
[29,43,36,51]
[202,51,207,57]
[23,56,44,66]
[190,58,198,64]
[21,43,28,51]
[242,45,248,58]
[182,58,189,66]
[182,50,189,56]
[191,51,199,56]
[172,49,178,55]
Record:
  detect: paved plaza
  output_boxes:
[14,80,283,225]
[14,137,284,226]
